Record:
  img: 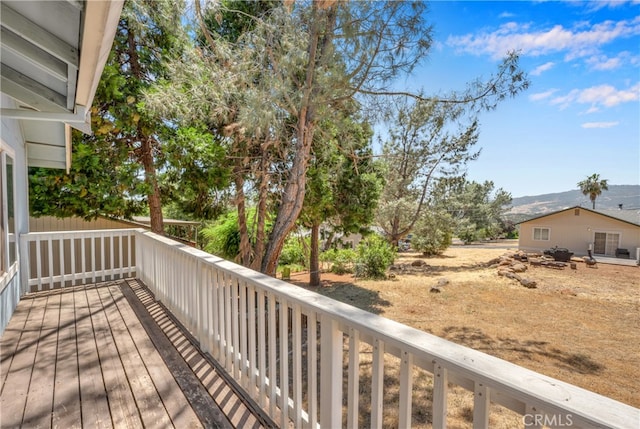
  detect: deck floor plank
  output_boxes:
[0,296,33,389]
[106,284,203,429]
[0,293,47,427]
[88,286,143,428]
[22,292,61,429]
[52,288,82,429]
[127,280,267,429]
[94,285,174,428]
[1,281,271,429]
[76,287,113,428]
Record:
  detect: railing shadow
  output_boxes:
[290,275,391,315]
[440,326,604,375]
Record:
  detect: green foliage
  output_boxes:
[201,212,242,260]
[577,173,609,209]
[320,248,357,274]
[279,235,309,267]
[160,126,230,219]
[29,140,145,220]
[411,210,454,256]
[447,180,512,243]
[354,235,396,279]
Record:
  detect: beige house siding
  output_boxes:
[519,208,640,257]
[29,216,138,232]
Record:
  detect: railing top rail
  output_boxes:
[22,228,144,238]
[133,229,638,427]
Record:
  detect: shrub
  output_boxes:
[354,235,395,279]
[412,210,453,256]
[279,235,309,267]
[321,248,357,274]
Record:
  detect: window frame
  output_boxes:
[532,226,550,241]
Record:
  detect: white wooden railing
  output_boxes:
[23,229,640,428]
[21,229,137,292]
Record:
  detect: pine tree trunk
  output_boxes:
[309,222,321,287]
[140,136,164,234]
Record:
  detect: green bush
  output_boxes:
[321,248,357,274]
[279,235,309,267]
[354,235,395,279]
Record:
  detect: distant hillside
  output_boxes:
[506,185,640,219]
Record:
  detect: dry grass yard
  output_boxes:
[290,244,639,427]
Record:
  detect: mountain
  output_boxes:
[506,185,640,219]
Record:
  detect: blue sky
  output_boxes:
[401,0,639,198]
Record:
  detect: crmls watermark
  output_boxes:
[523,413,574,427]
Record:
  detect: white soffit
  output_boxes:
[0,0,124,170]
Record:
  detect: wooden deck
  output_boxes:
[0,279,274,429]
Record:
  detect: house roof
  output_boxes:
[518,206,640,228]
[0,0,123,170]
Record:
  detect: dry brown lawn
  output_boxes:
[290,243,639,427]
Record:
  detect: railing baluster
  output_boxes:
[239,279,248,388]
[292,303,302,427]
[347,328,360,429]
[398,351,413,429]
[320,317,342,429]
[371,338,385,428]
[257,290,267,408]
[100,232,105,282]
[432,363,448,429]
[232,276,240,380]
[35,236,42,291]
[58,236,64,287]
[224,272,233,373]
[279,298,289,428]
[109,232,114,281]
[247,283,257,399]
[307,311,318,429]
[70,235,76,286]
[90,234,96,283]
[473,382,490,429]
[47,237,53,289]
[268,291,277,418]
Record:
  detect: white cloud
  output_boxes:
[586,51,637,70]
[581,121,620,128]
[529,89,557,101]
[584,0,640,12]
[531,61,555,75]
[446,16,640,60]
[499,12,515,19]
[550,83,640,109]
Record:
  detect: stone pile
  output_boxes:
[486,251,537,289]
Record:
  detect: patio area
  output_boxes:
[0,279,272,429]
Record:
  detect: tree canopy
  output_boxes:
[578,174,609,210]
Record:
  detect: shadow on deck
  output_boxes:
[0,279,275,429]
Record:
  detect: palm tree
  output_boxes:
[577,174,609,209]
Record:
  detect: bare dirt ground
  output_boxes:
[289,244,639,427]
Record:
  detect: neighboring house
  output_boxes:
[0,0,124,333]
[518,206,640,260]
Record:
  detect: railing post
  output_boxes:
[432,362,448,429]
[18,233,29,295]
[473,382,490,429]
[320,316,342,428]
[398,351,413,429]
[371,338,385,428]
[347,328,360,429]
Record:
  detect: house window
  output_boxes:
[0,148,16,274]
[574,209,580,216]
[533,227,550,241]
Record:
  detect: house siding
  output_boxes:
[1,95,28,335]
[519,207,640,258]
